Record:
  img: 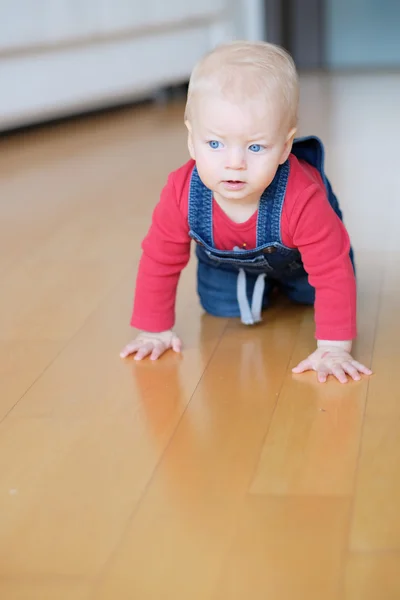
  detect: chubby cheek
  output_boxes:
[193,148,221,185]
[249,160,276,191]
[196,164,218,188]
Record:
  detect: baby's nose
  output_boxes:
[226,148,246,170]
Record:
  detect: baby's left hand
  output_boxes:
[292,346,372,384]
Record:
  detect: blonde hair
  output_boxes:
[185,40,299,129]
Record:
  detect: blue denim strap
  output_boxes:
[256,160,289,246]
[291,135,325,175]
[291,135,343,219]
[188,165,214,246]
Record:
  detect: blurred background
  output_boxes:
[1,0,399,133]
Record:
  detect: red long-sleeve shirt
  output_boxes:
[131,154,356,340]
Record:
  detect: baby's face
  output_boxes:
[187,93,294,205]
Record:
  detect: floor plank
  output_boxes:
[93,313,303,599]
[350,417,400,551]
[344,552,400,600]
[0,578,91,600]
[214,495,350,600]
[0,341,62,420]
[249,259,379,497]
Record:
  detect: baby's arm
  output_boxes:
[287,183,372,383]
[121,172,191,360]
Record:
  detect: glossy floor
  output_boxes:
[1,72,400,599]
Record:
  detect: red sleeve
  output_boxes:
[282,182,357,341]
[130,165,192,332]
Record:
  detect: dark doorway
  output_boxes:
[265,0,325,69]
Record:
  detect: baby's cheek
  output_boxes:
[196,161,216,187]
[253,165,274,189]
[197,154,219,177]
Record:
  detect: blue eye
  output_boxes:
[208,140,222,149]
[249,144,263,153]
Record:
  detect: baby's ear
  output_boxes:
[280,128,297,164]
[185,120,195,159]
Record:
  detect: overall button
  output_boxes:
[262,246,276,254]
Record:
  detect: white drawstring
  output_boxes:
[251,272,266,323]
[236,268,254,324]
[232,246,266,325]
[236,268,266,325]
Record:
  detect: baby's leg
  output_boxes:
[197,261,273,318]
[278,275,315,306]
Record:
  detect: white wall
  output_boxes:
[232,0,266,41]
[0,0,265,130]
[0,0,227,51]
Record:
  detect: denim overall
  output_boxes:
[188,135,354,325]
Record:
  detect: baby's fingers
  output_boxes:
[351,360,372,376]
[171,336,182,353]
[150,343,167,361]
[342,361,361,381]
[292,358,312,374]
[134,343,155,361]
[317,366,330,383]
[331,364,348,384]
[120,341,142,358]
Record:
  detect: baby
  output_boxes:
[120,40,372,384]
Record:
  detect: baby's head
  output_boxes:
[184,41,300,202]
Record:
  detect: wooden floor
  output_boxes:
[1,72,400,600]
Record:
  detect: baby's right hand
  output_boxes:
[120,330,182,361]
